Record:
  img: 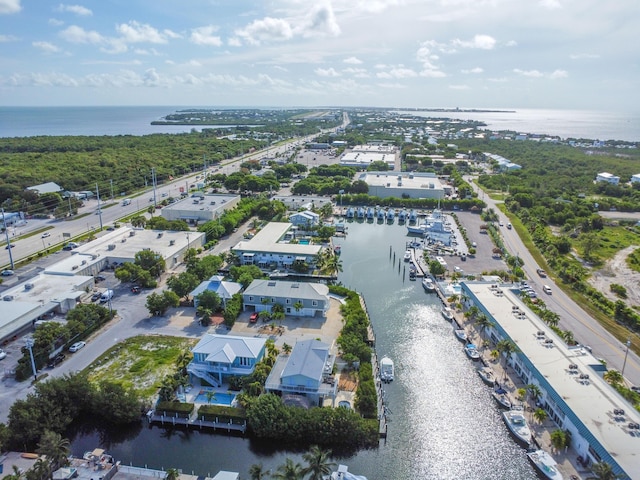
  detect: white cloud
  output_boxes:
[134,48,161,56]
[453,34,496,50]
[228,37,242,47]
[33,41,61,53]
[59,25,104,44]
[420,69,446,78]
[506,40,518,47]
[461,67,483,74]
[0,34,18,42]
[513,69,544,77]
[49,18,64,26]
[190,26,222,47]
[343,56,362,65]
[235,17,294,45]
[570,53,599,60]
[549,69,568,79]
[343,67,369,78]
[315,67,340,77]
[376,67,417,79]
[116,21,172,44]
[0,0,21,14]
[56,4,92,16]
[296,3,341,38]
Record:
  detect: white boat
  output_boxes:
[330,464,368,480]
[464,343,481,361]
[441,306,454,321]
[380,356,394,383]
[502,407,532,446]
[422,277,436,292]
[492,388,512,410]
[454,328,467,342]
[403,250,412,262]
[477,366,496,386]
[527,450,564,480]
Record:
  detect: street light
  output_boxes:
[25,338,37,382]
[622,338,631,376]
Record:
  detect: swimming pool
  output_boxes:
[298,239,310,245]
[194,391,236,406]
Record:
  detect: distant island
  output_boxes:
[394,107,516,113]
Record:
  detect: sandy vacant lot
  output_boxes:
[589,245,640,307]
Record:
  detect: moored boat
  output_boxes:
[527,450,564,480]
[454,327,467,342]
[464,343,481,361]
[380,356,394,383]
[502,407,532,446]
[491,387,512,409]
[403,250,412,262]
[330,464,368,480]
[477,366,496,386]
[441,306,454,321]
[422,277,436,292]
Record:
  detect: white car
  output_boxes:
[69,341,86,353]
[0,349,6,360]
[41,232,51,238]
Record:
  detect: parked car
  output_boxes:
[95,274,106,282]
[1,269,14,276]
[69,341,86,353]
[47,353,65,368]
[249,312,259,323]
[5,244,14,249]
[0,349,7,360]
[131,286,141,294]
[100,289,114,302]
[91,291,102,302]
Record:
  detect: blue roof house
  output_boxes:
[288,210,320,228]
[190,275,242,307]
[187,334,266,387]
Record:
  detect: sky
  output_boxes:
[0,0,638,110]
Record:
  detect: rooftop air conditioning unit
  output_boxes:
[157,232,163,238]
[72,265,78,270]
[129,231,136,236]
[121,238,126,243]
[81,260,87,265]
[169,240,175,246]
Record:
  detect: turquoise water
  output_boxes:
[298,239,310,245]
[194,392,236,406]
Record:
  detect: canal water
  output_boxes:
[71,220,536,479]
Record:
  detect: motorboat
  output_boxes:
[377,208,385,221]
[366,207,375,220]
[408,209,418,224]
[334,245,342,255]
[502,407,532,446]
[409,269,416,281]
[386,209,395,221]
[441,306,454,321]
[403,250,412,262]
[380,356,394,383]
[330,464,368,480]
[464,343,481,361]
[477,366,496,386]
[491,388,512,410]
[454,327,467,343]
[527,450,564,480]
[346,207,355,219]
[357,207,365,219]
[422,277,436,293]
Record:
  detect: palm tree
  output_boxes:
[561,329,575,346]
[549,429,568,452]
[603,369,623,387]
[249,463,270,480]
[496,339,517,371]
[526,384,542,410]
[271,458,304,480]
[3,465,24,480]
[464,305,479,321]
[293,301,304,316]
[591,461,623,480]
[301,445,336,480]
[36,430,70,471]
[165,468,181,480]
[474,314,494,339]
[205,390,217,404]
[533,408,547,424]
[28,458,51,480]
[282,343,292,355]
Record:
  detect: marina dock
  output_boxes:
[147,411,246,434]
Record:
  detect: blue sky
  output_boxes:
[0,0,637,110]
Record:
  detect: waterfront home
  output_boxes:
[190,275,242,308]
[265,339,337,407]
[187,334,266,387]
[288,210,320,228]
[231,222,324,271]
[243,279,330,317]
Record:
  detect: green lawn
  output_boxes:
[85,335,197,400]
[574,225,640,263]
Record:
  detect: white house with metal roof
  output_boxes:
[243,279,330,317]
[231,222,324,271]
[288,210,320,228]
[596,172,620,185]
[190,275,242,308]
[460,281,638,479]
[264,339,337,407]
[187,334,266,387]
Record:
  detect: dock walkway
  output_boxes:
[148,411,246,434]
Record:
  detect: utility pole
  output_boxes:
[151,168,157,208]
[96,183,103,230]
[2,208,15,269]
[622,339,631,376]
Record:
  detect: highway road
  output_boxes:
[468,176,640,387]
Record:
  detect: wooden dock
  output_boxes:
[148,411,246,434]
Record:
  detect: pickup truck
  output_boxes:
[536,268,547,277]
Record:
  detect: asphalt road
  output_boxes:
[467,176,640,387]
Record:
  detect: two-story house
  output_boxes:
[243,279,330,317]
[187,334,266,387]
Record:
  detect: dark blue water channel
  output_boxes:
[71,220,536,479]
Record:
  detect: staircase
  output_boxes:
[187,364,220,387]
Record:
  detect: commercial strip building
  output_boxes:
[231,222,324,271]
[460,281,639,479]
[339,144,397,170]
[161,193,240,224]
[358,171,448,199]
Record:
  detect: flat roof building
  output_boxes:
[461,281,639,479]
[596,172,620,185]
[339,145,397,169]
[161,194,240,224]
[358,171,447,199]
[25,182,64,195]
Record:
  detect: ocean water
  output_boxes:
[0,106,638,142]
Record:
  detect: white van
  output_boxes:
[100,289,114,303]
[543,285,552,294]
[122,199,131,206]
